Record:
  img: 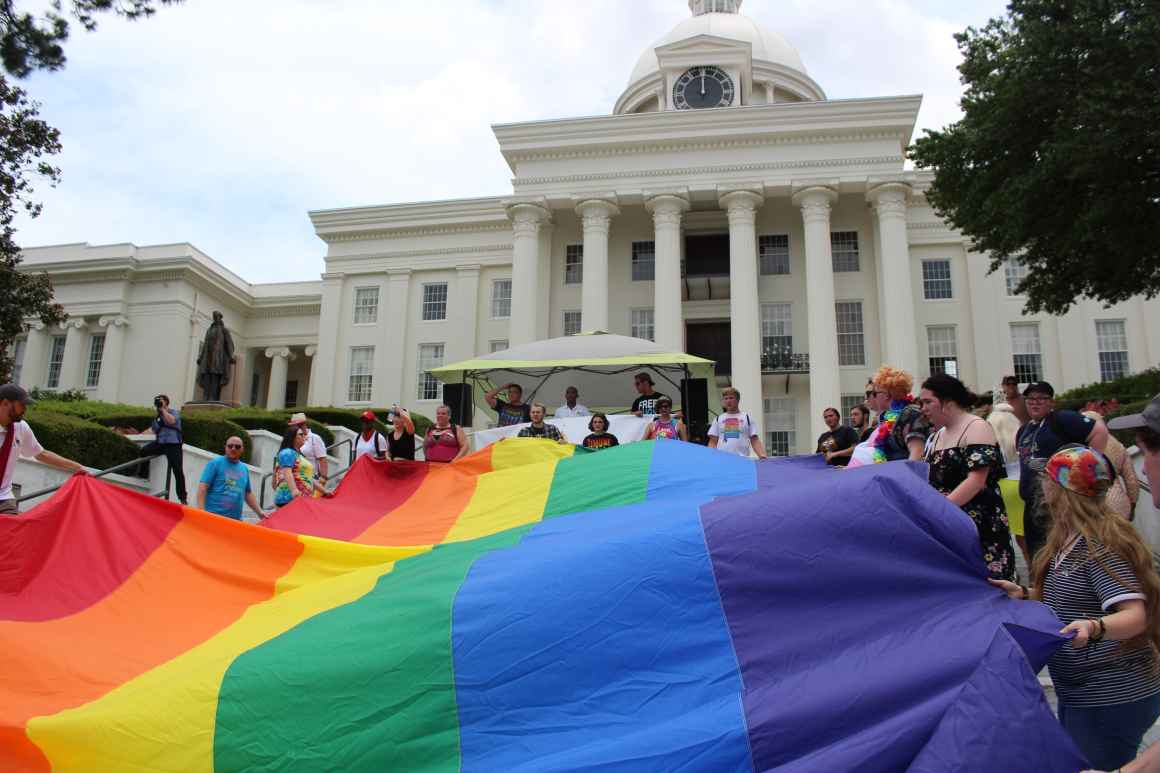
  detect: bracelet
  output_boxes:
[1094,617,1107,642]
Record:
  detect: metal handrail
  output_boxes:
[15,454,170,503]
[328,438,354,466]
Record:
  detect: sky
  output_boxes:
[13,0,1009,283]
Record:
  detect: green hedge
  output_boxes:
[1058,367,1160,405]
[90,411,253,463]
[198,409,334,447]
[23,411,142,472]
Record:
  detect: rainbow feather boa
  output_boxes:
[868,397,913,464]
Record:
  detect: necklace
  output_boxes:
[1052,534,1081,575]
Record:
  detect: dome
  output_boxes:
[628,12,809,86]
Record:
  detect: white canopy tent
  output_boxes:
[430,332,716,420]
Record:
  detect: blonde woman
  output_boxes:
[1083,410,1139,521]
[990,403,1030,568]
[990,446,1160,770]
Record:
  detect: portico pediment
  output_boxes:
[654,34,752,70]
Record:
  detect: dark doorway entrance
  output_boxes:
[686,321,731,376]
[684,234,730,276]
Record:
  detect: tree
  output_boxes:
[910,0,1160,315]
[0,77,64,383]
[0,0,178,383]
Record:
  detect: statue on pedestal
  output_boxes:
[196,311,236,402]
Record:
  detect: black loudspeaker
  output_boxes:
[680,378,709,441]
[442,383,473,427]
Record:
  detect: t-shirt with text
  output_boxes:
[632,392,669,416]
[1015,410,1095,502]
[582,433,619,450]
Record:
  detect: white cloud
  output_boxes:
[14,0,1009,281]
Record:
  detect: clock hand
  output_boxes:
[700,73,705,96]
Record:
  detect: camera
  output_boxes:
[154,396,164,410]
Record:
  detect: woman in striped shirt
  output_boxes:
[991,446,1160,770]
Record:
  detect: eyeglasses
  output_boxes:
[1025,396,1050,403]
[226,443,243,449]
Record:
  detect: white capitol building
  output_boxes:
[13,0,1160,452]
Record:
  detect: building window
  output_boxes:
[761,303,793,356]
[835,301,865,366]
[922,259,953,300]
[831,231,860,273]
[11,337,26,385]
[759,234,790,275]
[841,394,864,420]
[85,334,105,388]
[250,372,262,407]
[353,287,379,324]
[421,282,448,321]
[348,347,374,402]
[46,335,66,388]
[764,397,796,457]
[632,241,655,281]
[631,308,655,341]
[489,339,509,353]
[1010,323,1042,384]
[927,326,958,377]
[1096,320,1129,382]
[417,343,444,401]
[563,310,582,337]
[565,244,583,284]
[1005,259,1028,296]
[284,380,299,408]
[490,279,512,319]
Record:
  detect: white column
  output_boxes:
[506,202,550,346]
[721,189,766,441]
[867,183,919,376]
[576,198,619,333]
[646,194,690,351]
[453,264,482,361]
[302,345,317,407]
[265,347,292,410]
[96,316,128,402]
[58,318,88,390]
[793,186,842,441]
[19,322,48,389]
[307,273,344,406]
[381,269,412,405]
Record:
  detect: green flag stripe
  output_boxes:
[213,528,529,772]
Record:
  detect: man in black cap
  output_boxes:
[0,384,87,515]
[1015,381,1109,563]
[1109,393,1160,509]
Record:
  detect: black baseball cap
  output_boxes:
[1022,381,1055,398]
[1108,394,1160,434]
[0,383,35,405]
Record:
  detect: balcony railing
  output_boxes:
[761,349,809,374]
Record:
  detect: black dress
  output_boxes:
[926,437,1016,581]
[388,429,416,461]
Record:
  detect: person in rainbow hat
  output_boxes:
[991,445,1160,770]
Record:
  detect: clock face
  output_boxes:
[673,66,735,110]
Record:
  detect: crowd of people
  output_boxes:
[814,364,1160,770]
[5,368,1160,768]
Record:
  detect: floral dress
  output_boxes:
[926,440,1017,581]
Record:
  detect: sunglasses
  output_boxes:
[226,443,243,450]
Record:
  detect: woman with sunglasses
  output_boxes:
[273,426,329,507]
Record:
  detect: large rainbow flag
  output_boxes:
[2,439,1088,771]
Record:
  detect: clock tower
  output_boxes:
[613,0,825,115]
